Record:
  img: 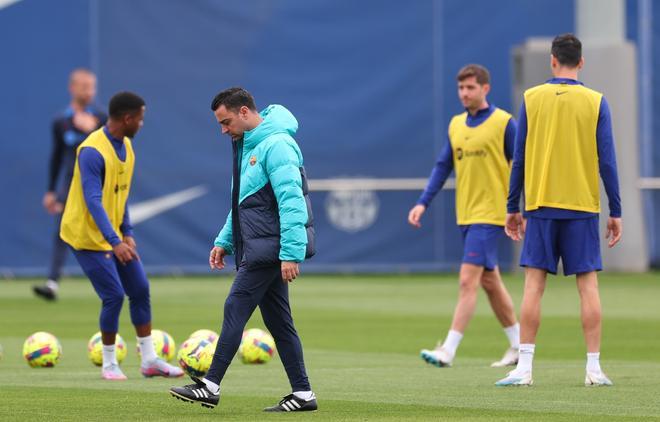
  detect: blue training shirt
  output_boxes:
[507,78,621,219]
[77,126,133,246]
[48,105,106,194]
[417,104,516,208]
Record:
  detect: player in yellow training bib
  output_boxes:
[408,64,520,368]
[60,92,183,381]
[497,34,622,388]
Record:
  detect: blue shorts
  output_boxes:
[520,216,602,276]
[459,224,503,271]
[72,249,151,331]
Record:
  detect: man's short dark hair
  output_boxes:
[551,33,582,67]
[109,92,145,118]
[211,87,256,112]
[457,64,490,85]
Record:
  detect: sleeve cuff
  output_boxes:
[214,240,234,255]
[108,236,121,247]
[279,254,304,263]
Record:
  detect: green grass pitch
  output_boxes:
[1,272,659,421]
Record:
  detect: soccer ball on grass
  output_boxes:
[238,328,275,364]
[23,332,62,368]
[177,336,215,377]
[87,332,127,366]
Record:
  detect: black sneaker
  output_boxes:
[33,284,57,301]
[263,393,318,412]
[169,376,219,409]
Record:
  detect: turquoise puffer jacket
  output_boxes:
[214,104,315,267]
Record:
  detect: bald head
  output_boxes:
[68,68,97,107]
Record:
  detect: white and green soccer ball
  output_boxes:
[137,329,176,362]
[238,328,275,364]
[87,332,127,366]
[177,336,215,377]
[23,331,62,368]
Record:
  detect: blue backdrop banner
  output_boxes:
[2,0,655,275]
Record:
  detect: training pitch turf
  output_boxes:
[1,272,659,421]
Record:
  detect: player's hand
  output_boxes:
[123,235,137,250]
[209,246,226,270]
[408,204,426,228]
[605,217,622,248]
[281,261,299,283]
[505,212,525,241]
[113,241,139,265]
[72,111,99,133]
[42,192,63,214]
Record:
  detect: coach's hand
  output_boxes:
[113,241,139,264]
[505,212,525,241]
[209,246,226,270]
[408,204,426,228]
[281,261,299,283]
[606,217,622,248]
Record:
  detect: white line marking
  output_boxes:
[0,0,22,10]
[308,178,455,192]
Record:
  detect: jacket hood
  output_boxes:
[243,104,298,149]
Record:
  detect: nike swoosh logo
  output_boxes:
[556,91,568,96]
[130,185,208,224]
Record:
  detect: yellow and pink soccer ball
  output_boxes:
[238,328,275,364]
[137,329,176,362]
[188,329,218,344]
[177,336,215,377]
[87,332,127,366]
[23,332,62,368]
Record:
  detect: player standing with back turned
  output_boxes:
[496,34,622,387]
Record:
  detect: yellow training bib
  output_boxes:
[449,108,512,226]
[523,83,602,213]
[60,128,135,251]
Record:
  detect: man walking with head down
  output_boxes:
[169,87,317,412]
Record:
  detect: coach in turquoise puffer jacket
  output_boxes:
[168,88,317,410]
[214,102,315,268]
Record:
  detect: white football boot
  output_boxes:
[495,369,533,386]
[491,347,519,367]
[585,370,613,386]
[420,344,453,368]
